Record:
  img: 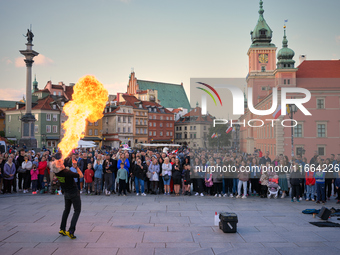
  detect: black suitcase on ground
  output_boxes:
[219,212,238,233]
[318,207,331,220]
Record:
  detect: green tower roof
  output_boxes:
[277,26,295,69]
[250,0,275,48]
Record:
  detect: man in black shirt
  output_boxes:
[53,154,83,239]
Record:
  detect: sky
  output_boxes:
[0,0,339,104]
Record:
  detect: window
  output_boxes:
[148,108,152,112]
[261,87,266,91]
[89,129,93,135]
[153,123,156,127]
[46,114,51,121]
[8,126,10,133]
[18,127,20,133]
[149,131,152,136]
[139,104,142,109]
[190,126,192,130]
[94,121,98,126]
[136,112,139,116]
[53,114,57,121]
[118,127,121,133]
[61,102,64,106]
[166,117,169,120]
[317,99,325,109]
[170,132,173,136]
[144,120,147,125]
[170,123,172,127]
[137,128,139,134]
[140,119,143,125]
[123,109,125,113]
[317,124,326,137]
[160,131,163,136]
[123,117,126,123]
[176,127,178,131]
[160,116,163,120]
[192,133,195,138]
[136,119,139,125]
[8,115,11,122]
[89,122,93,126]
[94,129,98,136]
[179,127,182,131]
[284,79,286,85]
[46,125,51,133]
[190,134,192,138]
[144,128,147,134]
[35,125,38,133]
[160,123,163,127]
[123,127,126,133]
[128,117,131,124]
[194,126,196,130]
[53,92,56,95]
[149,122,152,127]
[287,79,290,85]
[52,125,58,133]
[105,117,108,124]
[35,114,39,121]
[318,146,325,156]
[153,116,156,120]
[153,131,156,136]
[118,116,121,122]
[204,126,206,130]
[261,66,265,72]
[294,124,303,137]
[149,115,152,119]
[128,127,131,133]
[153,108,157,113]
[185,126,187,130]
[170,117,172,120]
[106,128,108,134]
[166,123,169,127]
[166,132,169,136]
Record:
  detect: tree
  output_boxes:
[0,131,5,137]
[208,125,232,148]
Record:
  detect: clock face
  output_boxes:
[258,54,268,63]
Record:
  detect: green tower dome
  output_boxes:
[32,75,38,93]
[277,27,295,69]
[250,0,275,47]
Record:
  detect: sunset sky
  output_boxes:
[1,0,339,104]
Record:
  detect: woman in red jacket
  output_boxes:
[37,156,48,191]
[305,170,316,201]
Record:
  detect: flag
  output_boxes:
[226,126,232,134]
[273,105,281,119]
[211,133,216,138]
[286,104,291,114]
[284,19,288,23]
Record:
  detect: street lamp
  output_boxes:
[288,104,298,157]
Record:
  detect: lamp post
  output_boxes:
[288,104,298,157]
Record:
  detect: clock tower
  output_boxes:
[247,0,277,105]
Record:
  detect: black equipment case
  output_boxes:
[219,212,238,233]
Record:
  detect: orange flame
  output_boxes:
[58,75,108,158]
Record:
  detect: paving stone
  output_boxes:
[4,231,59,243]
[117,248,154,255]
[165,242,201,248]
[0,247,21,255]
[143,232,193,243]
[155,247,214,255]
[0,242,39,248]
[150,216,190,224]
[14,247,58,255]
[139,225,168,232]
[213,247,280,255]
[54,247,118,255]
[136,242,166,248]
[275,246,340,255]
[199,242,233,248]
[53,231,103,243]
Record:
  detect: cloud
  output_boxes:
[15,54,54,67]
[1,57,12,65]
[104,82,127,95]
[0,87,25,101]
[336,35,340,45]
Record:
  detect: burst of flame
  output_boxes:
[58,75,108,158]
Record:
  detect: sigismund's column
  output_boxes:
[19,28,39,149]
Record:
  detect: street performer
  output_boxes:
[52,153,83,239]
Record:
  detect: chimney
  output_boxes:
[299,55,307,65]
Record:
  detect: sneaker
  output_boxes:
[123,194,126,196]
[136,193,140,196]
[59,230,67,236]
[88,190,90,195]
[236,195,241,198]
[322,201,325,204]
[242,195,247,199]
[223,194,227,197]
[219,194,222,197]
[200,193,204,197]
[65,231,76,239]
[141,193,146,196]
[316,200,320,204]
[18,189,22,192]
[305,198,309,201]
[291,199,294,202]
[195,192,199,196]
[297,199,300,202]
[214,194,218,197]
[312,199,315,202]
[300,197,304,201]
[80,190,82,194]
[229,194,234,198]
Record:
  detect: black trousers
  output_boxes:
[4,179,13,193]
[60,191,81,234]
[261,184,267,197]
[291,184,300,199]
[251,178,260,194]
[325,179,333,198]
[196,178,204,194]
[214,182,222,194]
[23,171,31,190]
[18,172,24,190]
[119,179,126,195]
[12,174,17,192]
[224,178,233,194]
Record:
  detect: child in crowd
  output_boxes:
[94,159,103,195]
[315,166,326,204]
[183,164,191,196]
[335,171,340,204]
[305,169,316,201]
[290,161,303,202]
[117,162,128,196]
[204,168,213,195]
[84,163,94,195]
[237,160,249,199]
[30,164,39,194]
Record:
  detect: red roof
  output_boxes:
[65,86,73,100]
[7,96,58,111]
[34,89,50,93]
[177,107,213,123]
[105,138,121,142]
[52,85,63,89]
[297,60,340,78]
[172,108,182,113]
